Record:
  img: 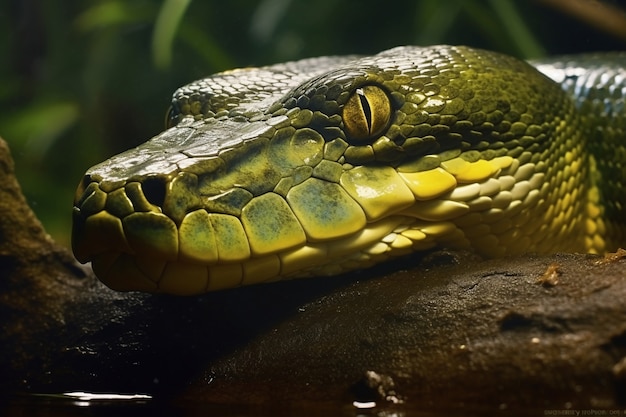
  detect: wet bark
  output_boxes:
[1,137,625,414]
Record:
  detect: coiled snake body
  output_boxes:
[72,46,626,295]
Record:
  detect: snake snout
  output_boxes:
[71,172,175,265]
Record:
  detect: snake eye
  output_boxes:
[342,85,391,141]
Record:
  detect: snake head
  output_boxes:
[72,45,591,295]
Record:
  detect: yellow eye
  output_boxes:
[342,85,391,141]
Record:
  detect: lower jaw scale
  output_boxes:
[90,216,422,295]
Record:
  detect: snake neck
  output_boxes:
[534,53,626,252]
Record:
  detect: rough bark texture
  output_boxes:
[1,137,625,415]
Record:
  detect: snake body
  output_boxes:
[72,46,626,295]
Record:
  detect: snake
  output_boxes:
[71,45,626,295]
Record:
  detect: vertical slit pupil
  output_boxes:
[356,88,373,134]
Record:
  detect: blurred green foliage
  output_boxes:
[0,0,624,247]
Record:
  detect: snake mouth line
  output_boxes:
[83,215,435,295]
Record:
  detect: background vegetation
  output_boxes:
[1,0,625,247]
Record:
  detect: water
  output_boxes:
[0,391,559,417]
[1,392,398,417]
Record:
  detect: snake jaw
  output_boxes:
[74,151,545,295]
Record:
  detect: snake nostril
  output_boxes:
[141,176,167,208]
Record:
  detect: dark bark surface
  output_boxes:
[1,137,625,415]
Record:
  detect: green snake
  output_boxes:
[71,45,626,295]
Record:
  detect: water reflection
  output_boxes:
[3,392,157,417]
[2,392,416,417]
[63,391,152,401]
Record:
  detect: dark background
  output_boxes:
[1,0,625,247]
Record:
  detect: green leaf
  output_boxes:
[152,0,193,70]
[2,100,79,160]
